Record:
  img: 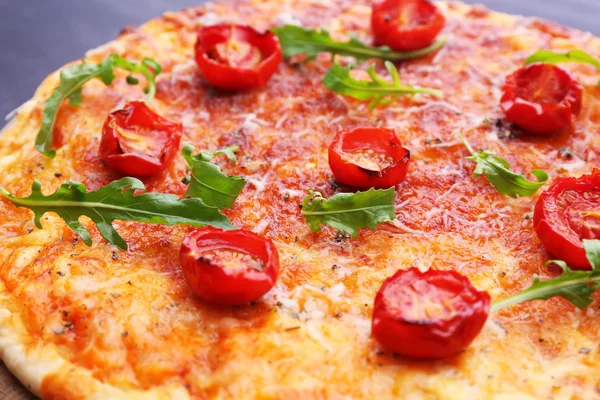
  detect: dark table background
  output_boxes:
[0,0,599,398]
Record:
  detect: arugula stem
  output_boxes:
[302,204,394,216]
[377,35,448,60]
[0,188,156,215]
[386,35,449,60]
[490,275,600,312]
[336,78,443,97]
[368,68,389,85]
[223,145,240,153]
[456,131,476,155]
[290,34,448,61]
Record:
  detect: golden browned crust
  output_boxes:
[2,1,600,398]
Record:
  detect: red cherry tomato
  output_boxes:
[534,169,600,270]
[371,0,446,52]
[179,227,280,305]
[195,24,282,90]
[372,267,490,359]
[501,63,583,134]
[100,101,182,177]
[328,127,410,189]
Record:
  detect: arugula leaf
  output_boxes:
[525,49,600,76]
[182,144,239,165]
[272,25,448,62]
[584,238,600,268]
[459,133,548,198]
[491,240,600,312]
[301,188,396,237]
[181,144,246,210]
[36,54,162,158]
[525,49,600,85]
[322,61,443,109]
[0,178,232,250]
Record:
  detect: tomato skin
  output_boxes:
[100,101,182,177]
[328,127,410,189]
[371,0,446,52]
[501,63,583,134]
[195,24,282,90]
[179,228,280,306]
[534,169,600,270]
[372,267,490,359]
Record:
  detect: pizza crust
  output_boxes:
[0,309,56,396]
[1,308,191,399]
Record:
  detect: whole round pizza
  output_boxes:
[2,0,600,398]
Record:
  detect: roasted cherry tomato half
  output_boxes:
[501,63,583,135]
[180,227,280,305]
[371,0,446,52]
[372,267,490,359]
[328,127,410,189]
[534,169,600,270]
[100,101,182,177]
[195,24,283,90]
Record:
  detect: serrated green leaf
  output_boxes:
[126,76,140,85]
[459,133,547,198]
[181,145,246,209]
[182,144,239,164]
[272,25,448,62]
[210,147,238,163]
[491,260,600,311]
[322,61,442,110]
[98,56,117,85]
[525,49,600,85]
[36,62,106,158]
[0,178,232,250]
[491,240,600,312]
[35,54,162,158]
[584,239,600,271]
[301,188,396,238]
[525,49,600,71]
[67,89,83,106]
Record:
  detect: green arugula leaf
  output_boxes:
[526,49,600,73]
[525,49,600,85]
[181,144,246,210]
[272,25,448,62]
[322,61,442,110]
[584,239,600,270]
[0,178,232,250]
[459,133,548,198]
[491,240,600,312]
[301,188,396,238]
[182,144,239,165]
[36,54,162,158]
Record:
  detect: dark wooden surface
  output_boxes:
[1,0,600,398]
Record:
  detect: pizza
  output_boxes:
[1,0,600,398]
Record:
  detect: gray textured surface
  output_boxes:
[0,0,599,398]
[0,0,202,118]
